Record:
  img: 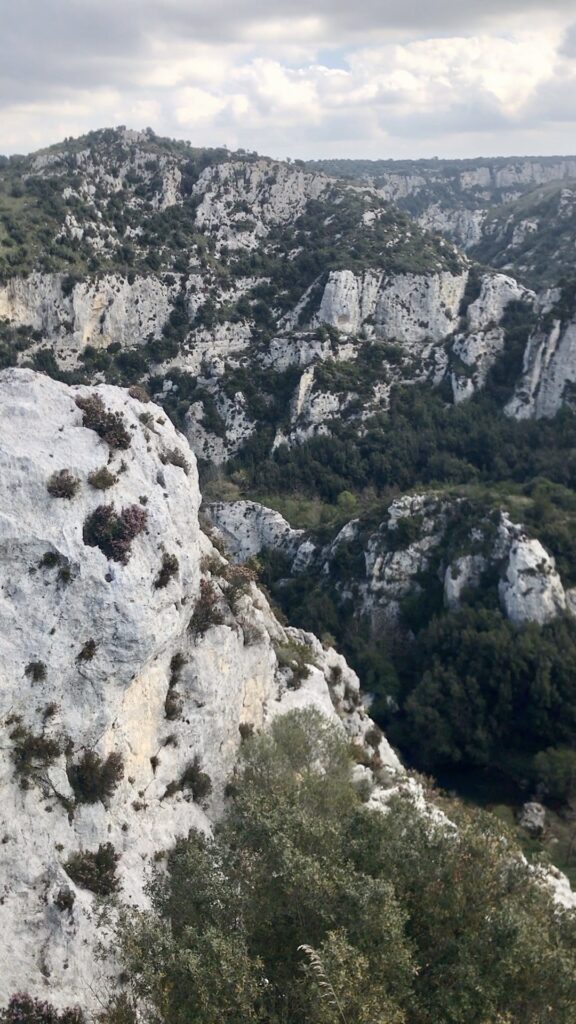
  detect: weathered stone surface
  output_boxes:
[0,369,399,1010]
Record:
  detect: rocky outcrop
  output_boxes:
[498,522,567,624]
[194,159,329,249]
[0,272,180,359]
[0,369,398,1010]
[450,274,535,402]
[507,314,576,419]
[314,268,468,344]
[215,493,573,632]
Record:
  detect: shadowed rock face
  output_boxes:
[0,368,397,1010]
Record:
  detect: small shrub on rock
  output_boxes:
[0,994,85,1024]
[76,394,131,450]
[54,887,75,913]
[47,469,80,500]
[160,446,190,474]
[163,756,212,803]
[10,724,61,782]
[83,504,148,563]
[77,639,97,662]
[164,688,183,721]
[25,660,46,682]
[188,579,224,637]
[223,563,256,611]
[154,553,179,589]
[87,466,117,490]
[64,842,120,896]
[67,750,124,803]
[274,639,316,688]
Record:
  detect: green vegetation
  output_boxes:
[82,503,148,564]
[67,750,124,804]
[64,842,120,896]
[110,711,576,1024]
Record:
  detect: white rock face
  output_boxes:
[194,159,329,248]
[451,274,535,402]
[0,273,177,357]
[207,500,307,563]
[0,369,397,1010]
[507,316,576,419]
[316,270,382,335]
[316,269,468,344]
[417,205,486,249]
[498,529,567,625]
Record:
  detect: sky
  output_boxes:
[1,0,576,160]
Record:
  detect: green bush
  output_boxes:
[188,579,224,636]
[47,469,80,499]
[67,750,124,804]
[87,466,117,490]
[83,504,148,563]
[64,842,120,896]
[0,995,84,1024]
[534,747,576,804]
[154,552,179,589]
[111,710,576,1024]
[76,394,131,449]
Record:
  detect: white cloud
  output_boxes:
[1,3,575,158]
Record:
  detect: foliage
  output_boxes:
[9,723,61,782]
[46,469,81,499]
[188,579,224,636]
[87,466,117,490]
[83,503,148,563]
[112,710,576,1024]
[389,608,576,777]
[25,660,47,682]
[64,842,120,896]
[154,553,179,589]
[534,747,576,804]
[159,446,190,474]
[67,750,124,804]
[0,995,84,1024]
[76,394,131,449]
[274,638,316,687]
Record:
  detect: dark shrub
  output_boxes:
[54,887,75,913]
[67,750,124,803]
[76,394,131,449]
[169,652,186,684]
[164,688,183,721]
[83,504,148,563]
[160,446,190,474]
[163,756,212,803]
[64,842,120,896]
[77,639,97,662]
[25,660,46,682]
[0,994,84,1024]
[87,466,117,490]
[47,469,80,499]
[154,553,179,589]
[10,725,61,781]
[188,579,224,637]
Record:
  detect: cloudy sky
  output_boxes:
[2,0,576,159]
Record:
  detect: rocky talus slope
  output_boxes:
[0,368,399,1010]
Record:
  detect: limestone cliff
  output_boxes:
[0,369,398,1010]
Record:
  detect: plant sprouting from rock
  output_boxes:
[47,469,80,500]
[83,504,148,563]
[76,394,131,450]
